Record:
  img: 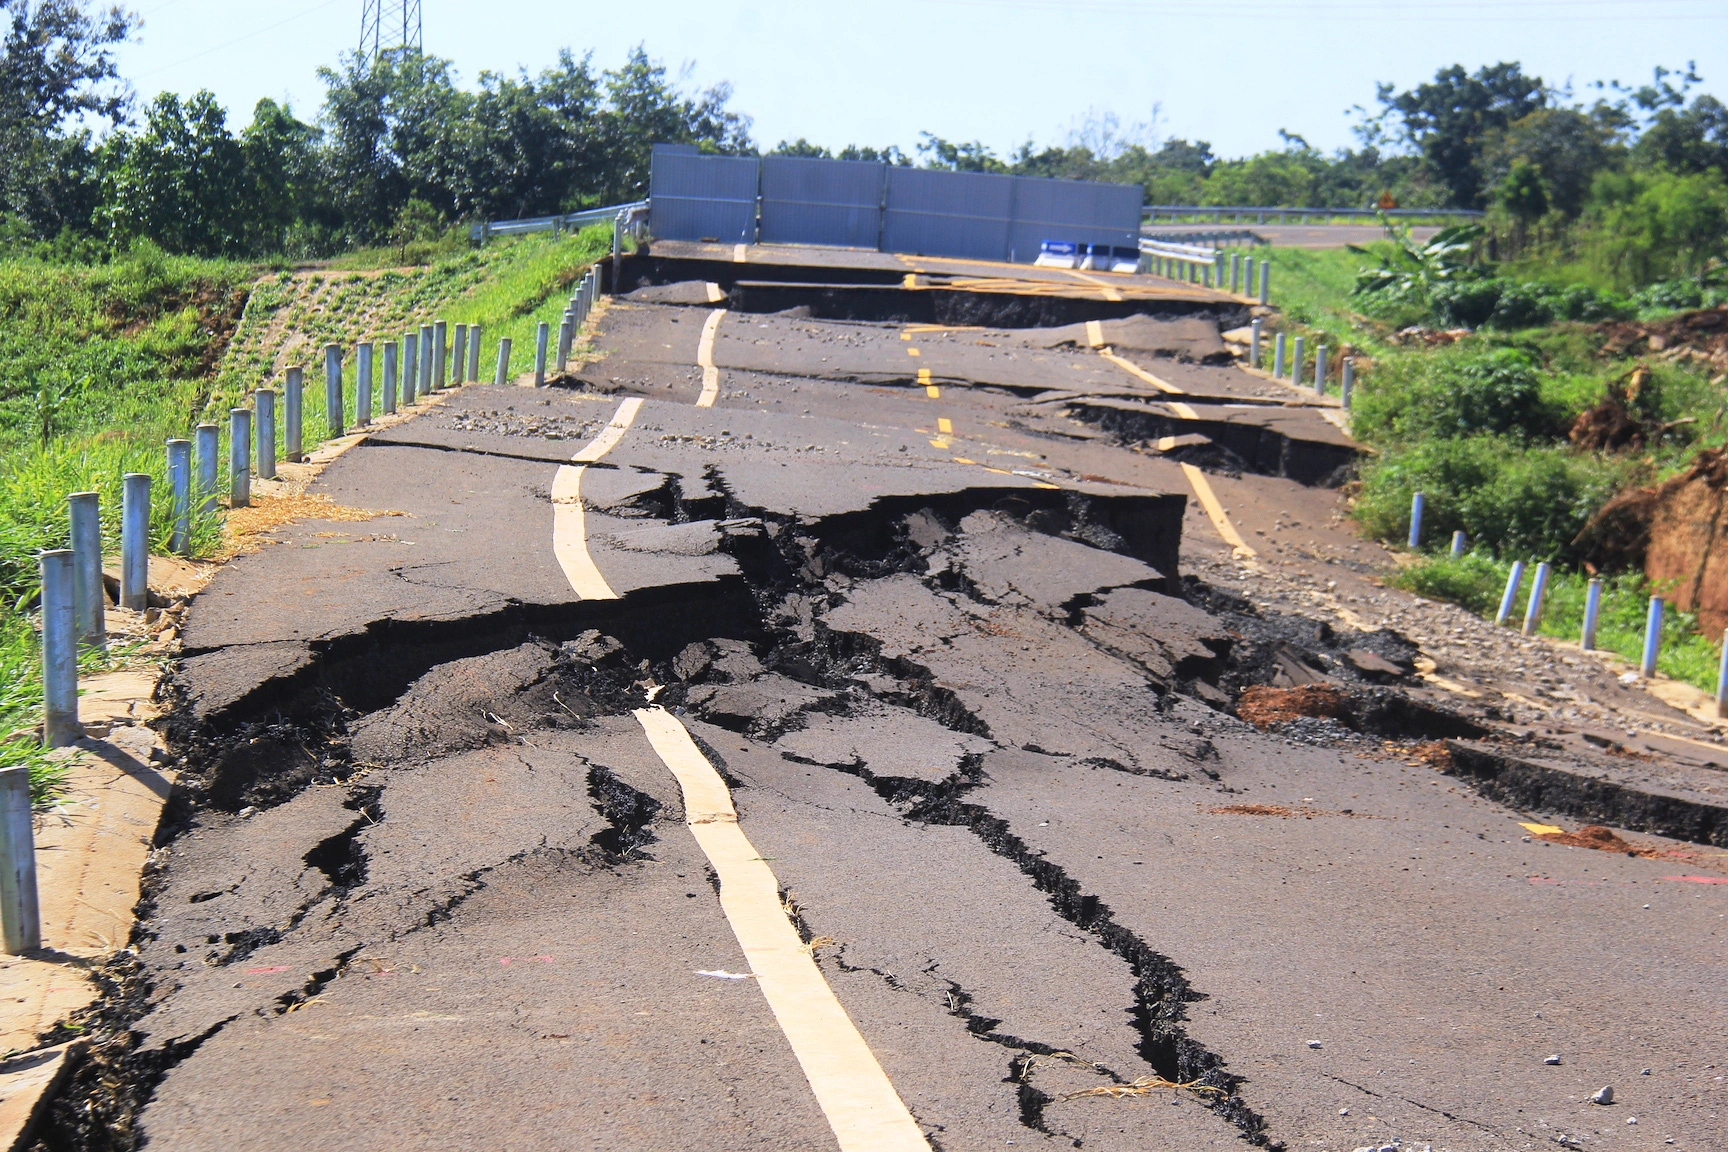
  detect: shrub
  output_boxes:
[1353,435,1627,561]
[1429,277,1503,328]
[1351,346,1558,445]
[1487,279,1557,329]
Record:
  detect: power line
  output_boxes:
[133,0,348,81]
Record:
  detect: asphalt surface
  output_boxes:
[46,247,1728,1152]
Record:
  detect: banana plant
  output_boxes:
[1349,214,1485,298]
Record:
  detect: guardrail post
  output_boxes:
[1231,253,1242,294]
[1495,561,1525,626]
[402,332,419,404]
[195,422,218,514]
[1406,491,1423,549]
[452,324,468,385]
[1,762,42,952]
[284,366,304,462]
[382,341,398,414]
[433,321,448,391]
[1249,319,1261,369]
[1716,628,1728,718]
[495,337,512,385]
[256,388,277,480]
[1244,256,1256,297]
[229,408,251,509]
[557,319,572,372]
[1202,264,1212,288]
[168,439,192,556]
[1258,261,1270,305]
[40,547,79,751]
[1273,332,1286,378]
[1450,530,1466,558]
[1340,358,1355,408]
[68,492,104,648]
[121,472,150,611]
[535,321,549,387]
[418,325,434,397]
[324,344,345,438]
[356,343,373,427]
[1291,336,1305,387]
[1522,562,1551,636]
[1314,345,1327,395]
[1641,596,1664,678]
[1580,578,1603,650]
[468,324,482,382]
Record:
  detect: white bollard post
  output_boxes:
[1231,252,1242,294]
[418,325,434,397]
[229,408,251,509]
[1407,491,1424,549]
[433,320,448,391]
[120,473,150,611]
[495,338,513,386]
[1522,562,1551,636]
[284,366,304,463]
[534,322,549,387]
[1641,596,1664,678]
[557,319,572,372]
[1273,332,1287,378]
[1314,344,1328,395]
[356,343,373,427]
[1340,358,1355,408]
[468,324,482,382]
[256,388,277,480]
[167,438,192,556]
[1249,319,1262,369]
[1580,578,1603,651]
[0,764,42,953]
[451,324,468,386]
[39,549,79,751]
[1450,529,1467,558]
[382,341,398,415]
[402,332,419,405]
[1259,260,1270,305]
[1495,561,1526,626]
[68,492,104,649]
[324,344,345,438]
[1292,336,1306,387]
[195,423,219,515]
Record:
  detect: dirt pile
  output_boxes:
[1595,305,1728,375]
[1533,824,1661,857]
[1234,685,1349,728]
[1580,447,1728,632]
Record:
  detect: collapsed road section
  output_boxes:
[31,246,1728,1152]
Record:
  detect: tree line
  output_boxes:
[2,1,1725,281]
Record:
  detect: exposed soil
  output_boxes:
[1580,447,1728,631]
[1595,304,1728,375]
[1235,685,1349,728]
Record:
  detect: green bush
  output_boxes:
[1352,346,1559,445]
[1428,278,1503,328]
[1354,435,1626,561]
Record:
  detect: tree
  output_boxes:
[1479,107,1618,219]
[1633,93,1728,177]
[1584,167,1728,284]
[598,45,752,201]
[0,0,135,235]
[98,89,248,254]
[241,98,325,253]
[917,132,1007,173]
[1375,63,1548,208]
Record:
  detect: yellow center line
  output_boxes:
[705,282,727,304]
[1179,463,1257,560]
[1097,350,1184,395]
[1084,320,1105,348]
[696,308,727,407]
[1169,400,1201,419]
[936,418,952,434]
[906,347,920,357]
[902,273,918,289]
[552,397,645,598]
[732,243,748,263]
[633,707,931,1152]
[1155,435,1178,451]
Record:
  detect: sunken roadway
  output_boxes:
[37,245,1728,1152]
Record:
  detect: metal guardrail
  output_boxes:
[470,200,649,242]
[1138,238,1219,265]
[1141,204,1484,224]
[1140,228,1267,247]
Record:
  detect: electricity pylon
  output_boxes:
[359,0,422,62]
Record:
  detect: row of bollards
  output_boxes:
[1148,252,1271,305]
[9,272,614,952]
[1409,488,1711,699]
[1250,326,1355,404]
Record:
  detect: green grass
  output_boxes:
[1394,551,1721,692]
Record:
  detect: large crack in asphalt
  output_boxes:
[40,423,1509,1150]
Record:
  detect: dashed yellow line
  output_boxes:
[917,368,938,398]
[634,707,931,1152]
[732,243,748,263]
[1084,320,1105,348]
[1098,350,1184,395]
[1179,462,1257,560]
[705,282,727,303]
[905,347,920,357]
[902,273,918,289]
[936,418,952,434]
[1061,268,1124,302]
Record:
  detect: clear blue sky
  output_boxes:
[116,0,1728,160]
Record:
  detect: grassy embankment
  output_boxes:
[1258,241,1726,690]
[0,227,612,802]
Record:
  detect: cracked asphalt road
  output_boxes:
[52,249,1728,1152]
